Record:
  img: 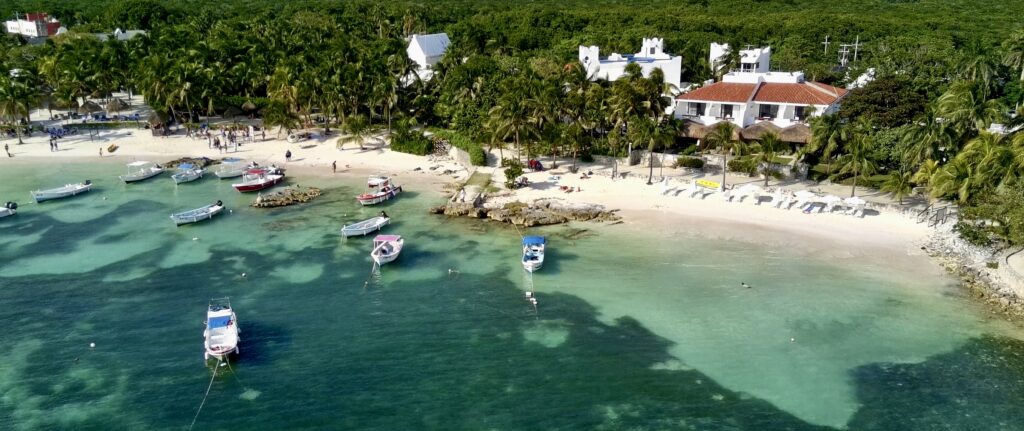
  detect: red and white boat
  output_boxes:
[232,165,285,192]
[357,177,402,206]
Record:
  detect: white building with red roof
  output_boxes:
[675,44,848,142]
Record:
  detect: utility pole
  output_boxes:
[822,35,830,55]
[852,36,861,62]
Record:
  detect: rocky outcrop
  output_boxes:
[921,221,1024,319]
[430,197,619,227]
[164,157,218,169]
[252,186,323,208]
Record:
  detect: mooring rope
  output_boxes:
[223,355,248,391]
[188,359,220,431]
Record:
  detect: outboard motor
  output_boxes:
[216,200,223,207]
[84,179,92,185]
[5,201,16,210]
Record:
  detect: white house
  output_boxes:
[94,28,148,42]
[709,43,771,74]
[675,44,848,143]
[579,38,683,91]
[406,33,451,82]
[5,12,61,38]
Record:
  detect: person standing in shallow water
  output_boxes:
[332,161,336,173]
[285,150,292,162]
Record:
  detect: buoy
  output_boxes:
[102,196,108,200]
[192,237,199,241]
[790,338,796,343]
[89,342,95,348]
[241,272,247,278]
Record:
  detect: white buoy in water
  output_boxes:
[89,342,95,348]
[241,272,247,278]
[790,338,796,343]
[192,237,199,241]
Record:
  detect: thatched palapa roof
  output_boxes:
[77,100,103,114]
[779,123,812,144]
[740,122,782,140]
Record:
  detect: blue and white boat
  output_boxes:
[171,163,204,184]
[170,200,225,226]
[522,236,546,272]
[214,158,248,179]
[204,298,240,362]
[0,201,17,218]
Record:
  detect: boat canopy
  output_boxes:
[127,160,153,167]
[374,234,401,241]
[208,316,232,329]
[178,163,194,170]
[523,236,546,246]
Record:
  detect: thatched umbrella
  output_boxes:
[241,100,257,112]
[148,112,168,127]
[222,106,244,118]
[779,123,812,144]
[679,119,710,139]
[78,100,103,115]
[740,122,782,140]
[106,98,129,114]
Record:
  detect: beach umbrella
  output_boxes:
[147,112,167,127]
[241,100,257,112]
[106,98,129,113]
[844,196,866,206]
[740,122,782,140]
[779,123,812,144]
[821,195,842,205]
[78,100,103,114]
[222,106,244,118]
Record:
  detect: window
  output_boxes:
[687,102,706,116]
[649,47,655,55]
[721,104,735,119]
[758,104,778,119]
[794,106,806,120]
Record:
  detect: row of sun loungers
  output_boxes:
[671,180,868,217]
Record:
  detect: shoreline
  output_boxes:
[3,127,1022,321]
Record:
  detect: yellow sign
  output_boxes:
[696,179,720,189]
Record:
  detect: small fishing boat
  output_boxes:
[371,234,404,265]
[232,165,285,192]
[204,298,240,362]
[170,200,225,226]
[171,163,204,184]
[522,236,546,272]
[31,180,92,203]
[357,177,402,206]
[119,161,164,183]
[0,201,17,218]
[214,158,248,179]
[341,215,390,237]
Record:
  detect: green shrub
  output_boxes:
[680,144,697,156]
[727,157,757,175]
[503,158,524,188]
[580,152,594,163]
[674,157,705,169]
[470,146,487,166]
[955,221,993,247]
[390,130,433,155]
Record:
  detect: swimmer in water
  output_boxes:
[741,282,751,288]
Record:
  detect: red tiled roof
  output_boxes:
[676,83,757,103]
[752,82,848,105]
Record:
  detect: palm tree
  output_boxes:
[900,109,957,166]
[936,81,1003,136]
[808,114,846,176]
[1003,30,1024,84]
[629,116,674,184]
[489,90,536,161]
[339,115,376,150]
[881,170,914,204]
[0,76,36,145]
[959,131,1016,188]
[753,132,785,187]
[262,100,300,137]
[835,118,878,197]
[930,158,975,204]
[704,121,739,189]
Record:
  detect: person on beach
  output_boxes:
[262,129,266,141]
[332,161,337,173]
[4,143,10,157]
[285,150,292,162]
[99,147,103,157]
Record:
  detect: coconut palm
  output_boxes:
[1004,30,1024,83]
[753,132,785,187]
[807,114,846,176]
[881,169,914,204]
[489,89,537,161]
[0,75,37,144]
[936,81,1003,136]
[900,108,957,166]
[704,121,739,189]
[835,118,878,197]
[930,158,975,204]
[339,114,377,150]
[959,131,1017,188]
[628,116,674,184]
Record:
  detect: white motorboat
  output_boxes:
[171,163,204,184]
[119,161,164,183]
[171,200,225,226]
[214,158,248,179]
[370,234,404,265]
[232,165,285,192]
[367,175,390,187]
[204,298,240,362]
[0,201,17,218]
[341,215,390,237]
[522,236,546,272]
[31,180,92,203]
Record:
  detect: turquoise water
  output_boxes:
[1,159,1023,430]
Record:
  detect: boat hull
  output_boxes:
[341,217,390,237]
[171,205,225,226]
[232,175,284,192]
[214,169,245,179]
[31,184,92,203]
[172,170,203,184]
[120,168,164,183]
[0,209,14,218]
[523,260,543,272]
[357,186,402,206]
